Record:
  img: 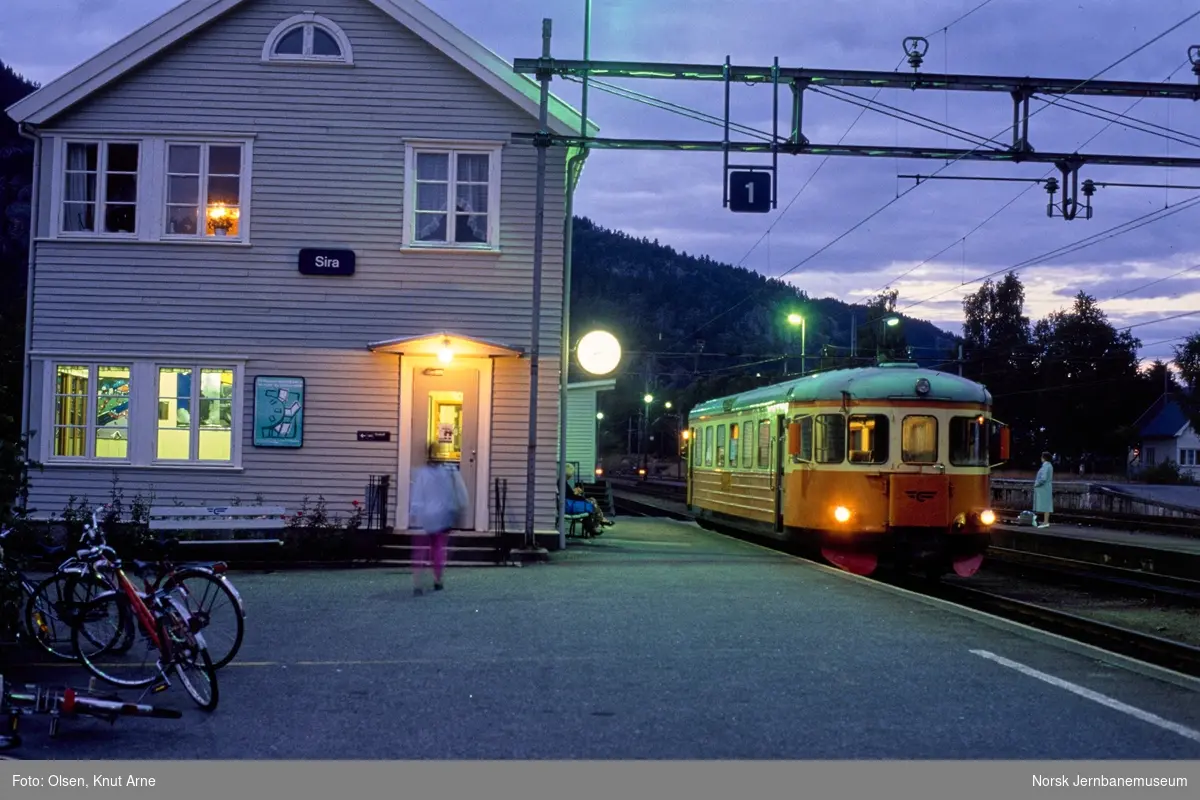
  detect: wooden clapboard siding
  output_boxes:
[23,0,569,532]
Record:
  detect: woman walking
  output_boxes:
[410,449,469,595]
[1033,451,1054,528]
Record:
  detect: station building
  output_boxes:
[6,0,596,545]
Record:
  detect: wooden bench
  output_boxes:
[148,506,286,553]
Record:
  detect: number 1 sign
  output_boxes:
[728,170,772,213]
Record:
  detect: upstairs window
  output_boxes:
[404,142,502,250]
[263,15,353,64]
[60,141,140,235]
[164,143,245,239]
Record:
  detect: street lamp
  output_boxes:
[879,315,901,361]
[786,313,807,376]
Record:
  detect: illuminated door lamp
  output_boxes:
[437,338,454,364]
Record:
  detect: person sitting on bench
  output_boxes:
[565,464,614,534]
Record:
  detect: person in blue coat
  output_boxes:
[1033,451,1054,528]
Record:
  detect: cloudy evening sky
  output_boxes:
[5,0,1200,364]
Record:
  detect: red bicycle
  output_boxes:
[70,543,218,711]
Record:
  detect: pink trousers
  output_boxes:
[412,531,449,583]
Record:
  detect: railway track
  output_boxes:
[610,482,1200,678]
[610,478,1200,537]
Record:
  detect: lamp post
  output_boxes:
[878,315,900,362]
[641,393,653,478]
[786,313,807,376]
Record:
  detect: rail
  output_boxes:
[612,477,1200,537]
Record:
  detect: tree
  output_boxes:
[961,272,1038,461]
[1029,292,1141,461]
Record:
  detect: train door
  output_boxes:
[685,425,695,507]
[774,414,786,534]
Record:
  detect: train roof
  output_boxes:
[687,363,992,419]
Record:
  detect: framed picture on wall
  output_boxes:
[253,376,305,448]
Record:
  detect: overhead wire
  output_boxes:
[669,10,1200,348]
[897,192,1200,312]
[730,3,1011,275]
[879,57,1195,294]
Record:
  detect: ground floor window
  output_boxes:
[44,357,242,467]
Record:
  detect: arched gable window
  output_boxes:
[262,14,354,64]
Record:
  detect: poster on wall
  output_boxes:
[253,376,305,448]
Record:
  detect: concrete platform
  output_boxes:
[5,516,1200,759]
[614,489,1200,583]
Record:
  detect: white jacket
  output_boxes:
[410,464,469,533]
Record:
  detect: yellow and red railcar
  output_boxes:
[685,363,1010,578]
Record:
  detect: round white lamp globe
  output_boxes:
[577,330,621,376]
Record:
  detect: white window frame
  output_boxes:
[402,140,503,252]
[44,362,135,463]
[53,138,143,238]
[153,364,240,466]
[159,139,252,243]
[262,14,354,65]
[39,357,245,469]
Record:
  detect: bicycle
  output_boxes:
[0,526,104,655]
[1,673,181,751]
[69,542,219,711]
[25,510,245,668]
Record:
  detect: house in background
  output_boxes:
[6,0,595,547]
[1128,393,1200,479]
[563,379,616,482]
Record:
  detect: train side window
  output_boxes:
[902,415,939,463]
[949,415,989,466]
[692,428,703,467]
[794,415,814,462]
[704,426,714,466]
[742,423,754,468]
[814,413,845,463]
[715,424,726,467]
[729,423,739,468]
[848,414,889,464]
[757,419,771,468]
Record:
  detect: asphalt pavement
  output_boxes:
[4,517,1200,759]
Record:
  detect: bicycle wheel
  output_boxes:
[160,569,244,669]
[25,570,115,660]
[71,593,161,689]
[161,597,219,711]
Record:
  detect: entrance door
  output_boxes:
[411,367,479,530]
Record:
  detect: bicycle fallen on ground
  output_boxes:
[1,673,181,752]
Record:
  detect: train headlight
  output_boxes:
[833,506,851,523]
[979,509,996,526]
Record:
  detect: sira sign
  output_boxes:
[299,248,356,276]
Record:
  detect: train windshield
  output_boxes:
[949,415,990,466]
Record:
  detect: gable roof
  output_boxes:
[5,0,596,137]
[1133,392,1191,438]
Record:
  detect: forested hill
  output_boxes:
[568,216,958,402]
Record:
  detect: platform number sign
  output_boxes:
[729,170,771,213]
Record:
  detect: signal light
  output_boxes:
[979,509,996,526]
[833,506,851,523]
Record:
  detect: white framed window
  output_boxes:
[59,140,141,236]
[163,142,246,240]
[1180,448,1198,467]
[155,365,236,464]
[263,14,353,64]
[49,363,133,461]
[403,141,502,251]
[42,358,243,468]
